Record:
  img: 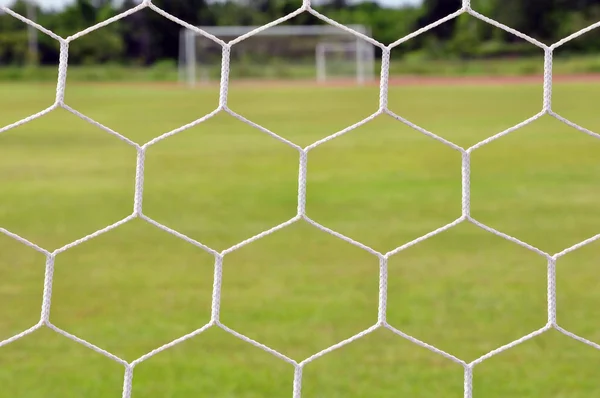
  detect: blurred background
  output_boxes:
[1,0,600,83]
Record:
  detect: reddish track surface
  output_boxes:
[224,73,600,87]
[389,73,600,86]
[66,73,600,90]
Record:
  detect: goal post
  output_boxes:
[178,24,376,87]
[315,40,373,84]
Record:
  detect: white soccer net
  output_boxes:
[1,0,600,397]
[178,24,376,86]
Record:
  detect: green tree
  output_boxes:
[137,0,212,62]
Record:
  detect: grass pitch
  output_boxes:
[1,78,600,397]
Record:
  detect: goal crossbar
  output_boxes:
[194,24,371,37]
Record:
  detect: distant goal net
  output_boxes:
[178,24,376,86]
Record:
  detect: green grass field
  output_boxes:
[1,78,600,397]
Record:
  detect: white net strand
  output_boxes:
[543,48,553,111]
[547,258,557,326]
[56,41,69,104]
[62,104,140,147]
[0,1,600,397]
[377,256,388,325]
[40,256,55,324]
[143,108,221,148]
[461,152,471,217]
[378,48,390,109]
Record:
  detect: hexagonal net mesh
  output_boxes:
[1,0,600,397]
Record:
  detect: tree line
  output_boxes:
[1,0,600,67]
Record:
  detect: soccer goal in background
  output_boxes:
[178,24,376,86]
